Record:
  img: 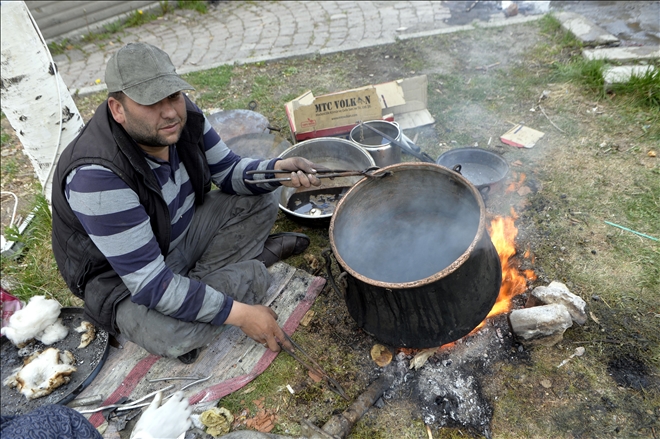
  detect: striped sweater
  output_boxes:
[65,109,280,326]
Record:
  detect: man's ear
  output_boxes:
[107,97,126,124]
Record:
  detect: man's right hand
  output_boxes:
[224,302,294,352]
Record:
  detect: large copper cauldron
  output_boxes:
[326,163,502,348]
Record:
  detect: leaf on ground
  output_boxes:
[245,410,277,433]
[409,347,438,370]
[308,369,323,382]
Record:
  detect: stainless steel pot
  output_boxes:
[326,163,502,348]
[349,120,402,167]
[278,137,376,225]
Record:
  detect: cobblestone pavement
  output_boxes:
[52,1,548,95]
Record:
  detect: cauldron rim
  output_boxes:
[328,162,487,289]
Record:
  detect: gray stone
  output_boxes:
[509,304,573,347]
[532,281,587,325]
[583,46,660,62]
[603,65,657,90]
[554,11,619,46]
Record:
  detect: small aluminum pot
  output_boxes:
[349,120,402,167]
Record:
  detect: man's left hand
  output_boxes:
[274,157,322,188]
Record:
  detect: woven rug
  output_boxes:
[68,262,325,432]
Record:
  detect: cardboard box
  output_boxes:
[285,75,435,141]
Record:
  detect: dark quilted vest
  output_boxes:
[51,96,210,334]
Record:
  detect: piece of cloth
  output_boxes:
[51,95,282,334]
[115,190,277,358]
[0,405,103,439]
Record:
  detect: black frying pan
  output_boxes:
[436,147,509,193]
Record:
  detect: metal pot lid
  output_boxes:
[206,109,270,143]
[225,133,291,160]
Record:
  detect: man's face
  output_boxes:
[110,92,187,149]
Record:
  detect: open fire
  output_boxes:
[443,209,536,343]
[485,209,537,317]
[394,210,538,437]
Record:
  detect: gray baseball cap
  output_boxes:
[105,43,194,105]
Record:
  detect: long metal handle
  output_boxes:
[322,248,346,300]
[280,332,349,400]
[245,166,387,184]
[246,169,361,175]
[246,171,367,184]
[358,121,435,163]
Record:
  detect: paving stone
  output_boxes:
[603,65,656,89]
[583,46,660,62]
[48,1,587,94]
[554,11,619,46]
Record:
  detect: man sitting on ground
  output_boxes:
[51,42,320,363]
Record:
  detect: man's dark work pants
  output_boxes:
[115,190,279,358]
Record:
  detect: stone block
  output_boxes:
[583,46,660,62]
[509,304,573,347]
[532,281,587,325]
[603,65,656,90]
[554,11,619,46]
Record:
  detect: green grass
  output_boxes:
[0,195,79,306]
[47,39,73,56]
[160,0,177,15]
[176,0,208,14]
[124,9,159,28]
[102,19,125,34]
[1,158,19,181]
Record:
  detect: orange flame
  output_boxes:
[506,172,526,193]
[457,209,537,337]
[487,209,537,318]
[428,209,536,352]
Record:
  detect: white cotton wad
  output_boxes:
[36,319,69,345]
[3,347,77,400]
[0,296,62,347]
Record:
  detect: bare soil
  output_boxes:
[2,17,658,439]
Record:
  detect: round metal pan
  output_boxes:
[436,147,509,191]
[1,307,110,415]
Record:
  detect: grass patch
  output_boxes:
[124,9,159,28]
[177,0,208,14]
[1,158,19,182]
[47,39,73,56]
[610,67,660,109]
[0,195,79,307]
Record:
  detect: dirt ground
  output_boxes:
[1,16,658,439]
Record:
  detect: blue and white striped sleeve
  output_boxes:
[65,165,233,326]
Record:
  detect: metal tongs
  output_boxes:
[245,166,384,185]
[279,332,349,400]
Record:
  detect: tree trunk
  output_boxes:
[1,1,84,202]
